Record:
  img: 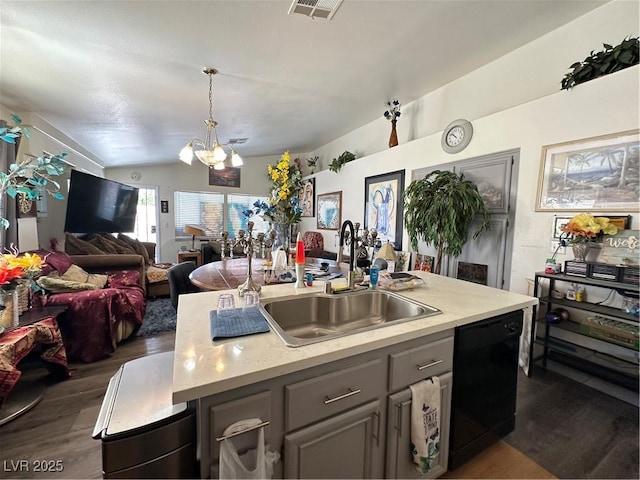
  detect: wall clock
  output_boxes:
[130,171,142,181]
[441,119,473,154]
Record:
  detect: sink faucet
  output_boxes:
[336,220,356,289]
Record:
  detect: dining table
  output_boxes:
[189,256,345,291]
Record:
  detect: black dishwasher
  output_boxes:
[449,310,523,469]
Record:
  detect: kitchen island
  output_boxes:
[173,271,537,478]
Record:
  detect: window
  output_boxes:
[174,191,224,237]
[227,194,270,235]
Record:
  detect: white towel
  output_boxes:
[409,377,441,474]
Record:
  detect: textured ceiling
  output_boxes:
[0,0,608,168]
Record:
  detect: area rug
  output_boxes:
[137,297,176,337]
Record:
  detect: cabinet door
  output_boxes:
[385,372,452,479]
[284,400,383,479]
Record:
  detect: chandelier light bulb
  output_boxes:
[213,160,226,170]
[213,143,227,162]
[179,143,194,164]
[231,150,243,167]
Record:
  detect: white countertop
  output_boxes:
[172,271,537,404]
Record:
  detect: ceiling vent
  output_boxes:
[288,0,344,20]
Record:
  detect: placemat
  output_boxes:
[210,308,270,340]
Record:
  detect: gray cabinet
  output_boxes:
[386,372,452,479]
[284,400,383,479]
[198,330,455,479]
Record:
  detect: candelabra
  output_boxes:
[219,228,276,260]
[233,221,262,297]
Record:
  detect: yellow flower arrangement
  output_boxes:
[0,251,46,289]
[264,151,303,225]
[561,213,619,244]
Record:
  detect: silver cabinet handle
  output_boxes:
[324,388,361,405]
[373,411,381,447]
[395,403,403,436]
[215,421,270,442]
[416,359,443,371]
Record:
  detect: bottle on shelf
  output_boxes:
[566,283,576,301]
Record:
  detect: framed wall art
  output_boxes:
[536,129,639,212]
[299,178,315,217]
[209,167,241,188]
[317,191,341,230]
[364,170,405,249]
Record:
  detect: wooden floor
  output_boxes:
[0,332,586,479]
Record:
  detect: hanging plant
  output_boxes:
[328,151,355,173]
[561,36,639,90]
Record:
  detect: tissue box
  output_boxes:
[263,267,296,283]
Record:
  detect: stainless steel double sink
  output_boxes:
[259,289,441,347]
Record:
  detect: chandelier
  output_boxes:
[179,67,243,169]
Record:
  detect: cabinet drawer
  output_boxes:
[389,336,453,391]
[286,359,385,431]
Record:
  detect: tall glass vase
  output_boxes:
[0,288,19,329]
[271,223,292,255]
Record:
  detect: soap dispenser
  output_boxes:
[294,232,307,289]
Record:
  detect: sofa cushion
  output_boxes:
[87,234,120,254]
[118,233,151,265]
[65,233,106,255]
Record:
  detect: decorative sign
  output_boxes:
[597,230,640,265]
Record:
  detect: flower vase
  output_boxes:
[0,289,20,329]
[271,223,292,255]
[572,242,589,262]
[388,119,398,148]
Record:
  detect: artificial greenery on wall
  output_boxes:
[561,36,639,90]
[328,151,355,173]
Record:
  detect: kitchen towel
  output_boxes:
[210,308,270,340]
[409,377,441,474]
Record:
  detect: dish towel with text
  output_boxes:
[409,377,441,474]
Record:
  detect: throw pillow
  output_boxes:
[65,233,106,255]
[118,233,151,265]
[37,271,104,293]
[62,264,108,288]
[32,250,74,276]
[87,234,120,254]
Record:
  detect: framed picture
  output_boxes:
[413,253,434,272]
[536,130,639,212]
[552,216,572,239]
[209,167,241,187]
[317,191,341,230]
[299,178,315,217]
[364,170,405,250]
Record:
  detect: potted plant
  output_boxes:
[561,36,639,90]
[403,170,490,274]
[328,151,355,173]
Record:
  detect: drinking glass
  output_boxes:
[242,291,260,313]
[217,294,236,319]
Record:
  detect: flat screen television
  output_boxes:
[64,170,139,234]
